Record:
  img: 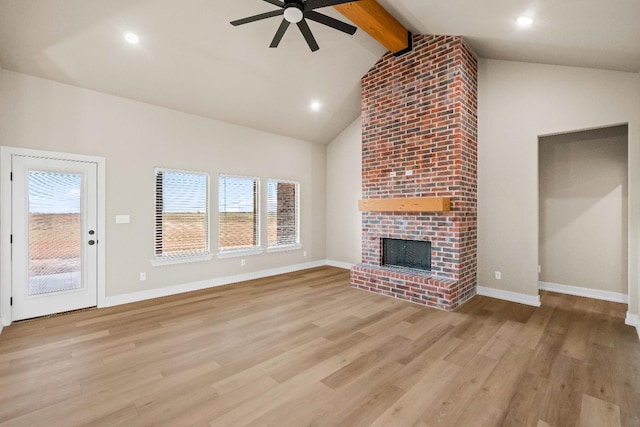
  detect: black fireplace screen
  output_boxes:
[382,238,431,271]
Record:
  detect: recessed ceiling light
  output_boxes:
[516,16,534,27]
[310,101,322,112]
[123,32,140,45]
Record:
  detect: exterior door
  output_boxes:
[11,155,98,321]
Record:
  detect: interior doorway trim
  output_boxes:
[537,123,630,313]
[0,147,106,327]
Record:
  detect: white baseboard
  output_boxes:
[326,260,354,270]
[626,312,640,339]
[477,286,541,307]
[0,316,9,335]
[103,260,327,307]
[539,281,628,303]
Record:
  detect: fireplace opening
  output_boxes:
[382,238,431,271]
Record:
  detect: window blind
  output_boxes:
[155,169,209,259]
[267,180,299,247]
[218,175,260,251]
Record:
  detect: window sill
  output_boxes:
[266,244,302,253]
[151,253,213,267]
[217,248,264,259]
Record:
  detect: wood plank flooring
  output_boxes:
[0,266,638,426]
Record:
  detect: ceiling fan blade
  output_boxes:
[305,11,357,35]
[306,0,360,10]
[270,19,291,48]
[297,19,319,51]
[230,9,284,26]
[262,0,285,7]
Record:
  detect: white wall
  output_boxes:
[539,125,628,295]
[478,59,640,316]
[326,117,362,266]
[0,70,326,304]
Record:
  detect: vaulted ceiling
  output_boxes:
[0,0,638,144]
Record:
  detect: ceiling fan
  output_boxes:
[230,0,360,52]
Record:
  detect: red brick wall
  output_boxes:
[352,35,478,310]
[276,182,296,245]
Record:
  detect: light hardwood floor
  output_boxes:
[0,266,638,426]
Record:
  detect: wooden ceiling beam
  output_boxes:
[334,0,412,55]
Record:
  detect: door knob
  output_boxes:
[88,240,96,245]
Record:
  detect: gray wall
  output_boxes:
[539,125,628,295]
[0,70,327,303]
[477,59,640,317]
[326,117,362,266]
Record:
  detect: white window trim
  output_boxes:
[266,244,302,253]
[151,253,213,267]
[267,178,300,250]
[154,167,211,264]
[217,248,264,259]
[218,174,261,255]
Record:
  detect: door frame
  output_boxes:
[0,147,106,327]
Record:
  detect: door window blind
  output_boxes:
[155,168,209,259]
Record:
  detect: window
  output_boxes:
[218,175,260,255]
[154,168,210,264]
[267,179,300,250]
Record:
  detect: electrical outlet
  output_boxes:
[538,265,542,273]
[241,259,246,266]
[303,251,307,257]
[139,272,146,281]
[495,271,501,280]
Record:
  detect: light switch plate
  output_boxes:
[116,215,130,224]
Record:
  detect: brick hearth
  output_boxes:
[351,34,478,311]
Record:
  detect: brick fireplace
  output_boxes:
[351,35,478,311]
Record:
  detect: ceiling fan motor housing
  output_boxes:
[284,1,304,23]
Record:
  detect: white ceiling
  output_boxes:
[0,0,638,144]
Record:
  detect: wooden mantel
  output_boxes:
[358,197,451,213]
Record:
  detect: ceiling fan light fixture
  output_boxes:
[230,0,360,52]
[284,6,304,23]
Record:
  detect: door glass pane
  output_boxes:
[28,171,82,296]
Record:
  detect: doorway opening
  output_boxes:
[538,124,628,302]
